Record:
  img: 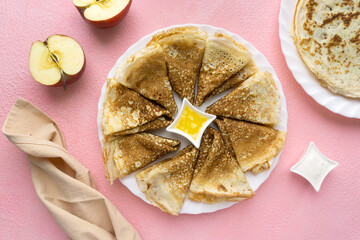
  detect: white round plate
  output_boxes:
[97,24,288,214]
[279,0,360,119]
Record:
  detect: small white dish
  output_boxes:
[290,142,338,192]
[166,98,216,148]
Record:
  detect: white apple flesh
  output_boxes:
[29,35,85,88]
[73,0,132,28]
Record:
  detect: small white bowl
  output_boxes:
[166,98,216,148]
[290,142,339,192]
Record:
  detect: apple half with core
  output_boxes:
[29,35,85,89]
[73,0,132,28]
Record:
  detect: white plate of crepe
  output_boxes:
[97,24,288,214]
[279,0,360,119]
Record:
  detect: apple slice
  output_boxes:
[73,0,132,28]
[29,35,85,88]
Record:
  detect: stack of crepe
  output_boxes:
[206,71,282,125]
[115,44,178,115]
[134,121,285,214]
[102,39,186,182]
[215,118,286,174]
[101,26,287,215]
[207,71,286,174]
[147,26,208,103]
[147,28,259,106]
[102,79,173,141]
[136,145,199,215]
[102,78,180,182]
[188,128,254,203]
[135,128,254,214]
[195,33,254,106]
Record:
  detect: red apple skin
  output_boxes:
[75,0,132,29]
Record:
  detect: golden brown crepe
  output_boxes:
[215,118,286,174]
[102,79,172,140]
[206,71,281,125]
[293,0,360,98]
[195,33,252,106]
[115,44,177,115]
[148,26,208,103]
[204,59,258,102]
[136,145,199,215]
[103,133,180,183]
[188,128,253,203]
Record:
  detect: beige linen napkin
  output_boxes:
[2,98,142,240]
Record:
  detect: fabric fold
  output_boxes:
[2,98,141,240]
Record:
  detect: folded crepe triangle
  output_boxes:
[136,145,199,215]
[103,132,180,183]
[115,44,177,115]
[195,33,252,106]
[188,128,254,203]
[102,79,172,140]
[148,26,208,103]
[204,59,259,102]
[215,118,286,174]
[206,71,281,125]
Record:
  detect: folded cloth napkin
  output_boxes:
[2,98,141,240]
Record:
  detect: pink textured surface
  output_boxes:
[0,0,360,239]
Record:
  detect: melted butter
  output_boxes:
[175,105,208,140]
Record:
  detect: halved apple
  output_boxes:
[29,35,85,88]
[73,0,132,28]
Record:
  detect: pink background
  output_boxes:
[1,0,360,239]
